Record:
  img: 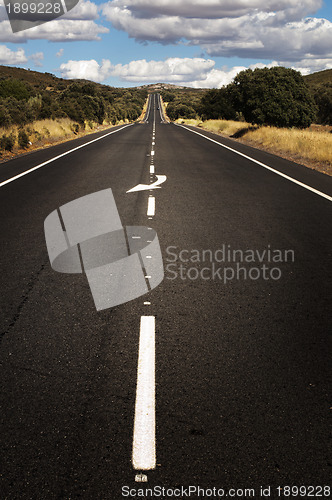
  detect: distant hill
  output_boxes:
[0,65,61,89]
[304,69,332,87]
[1,64,331,92]
[139,82,205,93]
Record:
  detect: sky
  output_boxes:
[0,0,332,88]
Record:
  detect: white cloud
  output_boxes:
[56,48,64,58]
[0,19,109,42]
[188,62,281,88]
[203,16,332,60]
[57,56,283,88]
[29,51,44,67]
[59,59,112,82]
[282,57,332,75]
[0,1,107,42]
[101,0,331,63]
[0,45,27,64]
[62,0,99,20]
[110,57,215,82]
[102,0,322,20]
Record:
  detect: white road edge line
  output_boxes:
[0,124,134,189]
[132,316,156,470]
[176,124,332,202]
[147,196,155,217]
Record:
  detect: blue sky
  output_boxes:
[0,0,331,88]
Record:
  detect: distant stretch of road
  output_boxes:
[1,94,331,498]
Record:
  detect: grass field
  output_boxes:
[176,118,332,176]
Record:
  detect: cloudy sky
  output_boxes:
[0,0,331,87]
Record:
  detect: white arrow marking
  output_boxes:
[127,175,167,193]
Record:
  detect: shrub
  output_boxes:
[0,79,33,100]
[18,129,30,149]
[0,133,15,151]
[0,105,12,127]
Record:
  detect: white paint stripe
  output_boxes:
[132,316,156,470]
[177,124,332,202]
[0,124,134,189]
[151,150,155,156]
[150,165,155,174]
[147,197,155,216]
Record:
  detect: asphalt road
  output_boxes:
[1,94,331,499]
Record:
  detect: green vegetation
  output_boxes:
[305,70,332,125]
[312,84,332,125]
[161,89,202,120]
[228,67,317,128]
[0,77,147,128]
[198,88,237,121]
[162,67,331,128]
[0,66,147,154]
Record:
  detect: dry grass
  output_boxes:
[0,118,119,162]
[176,118,251,136]
[30,118,78,141]
[245,126,332,167]
[137,97,149,121]
[0,118,79,148]
[176,118,332,175]
[159,95,170,122]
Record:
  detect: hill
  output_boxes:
[304,69,332,87]
[0,65,60,89]
[0,65,148,158]
[139,82,205,93]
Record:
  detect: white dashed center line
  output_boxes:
[147,196,155,217]
[132,316,156,470]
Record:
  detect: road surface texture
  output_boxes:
[1,94,331,499]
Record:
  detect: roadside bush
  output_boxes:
[0,105,12,127]
[167,102,196,120]
[18,129,30,149]
[0,133,15,151]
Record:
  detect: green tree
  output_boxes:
[166,102,196,120]
[199,88,236,120]
[228,67,317,128]
[313,83,332,125]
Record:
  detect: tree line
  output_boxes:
[0,79,147,127]
[162,67,332,128]
[0,75,147,151]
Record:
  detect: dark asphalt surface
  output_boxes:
[1,94,331,499]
